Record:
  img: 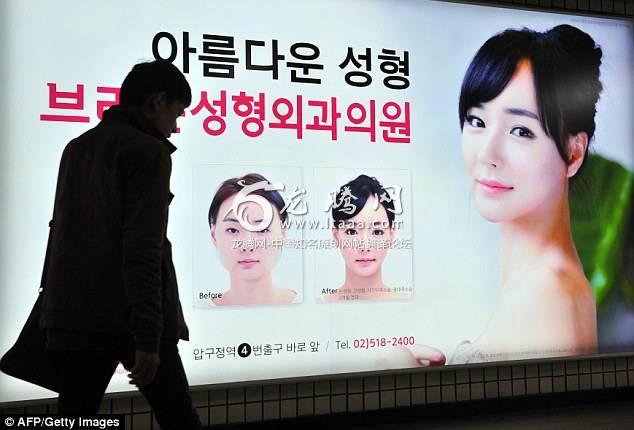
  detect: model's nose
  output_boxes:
[478,127,504,168]
[239,231,256,253]
[358,231,372,251]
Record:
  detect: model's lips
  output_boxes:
[355,258,376,266]
[477,178,513,194]
[238,259,259,266]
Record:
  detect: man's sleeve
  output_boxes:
[122,146,171,353]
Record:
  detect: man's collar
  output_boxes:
[102,105,177,154]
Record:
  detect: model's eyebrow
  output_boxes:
[222,216,264,224]
[505,108,539,120]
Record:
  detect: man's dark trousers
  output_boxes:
[54,342,202,430]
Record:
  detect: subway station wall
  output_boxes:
[1,0,633,425]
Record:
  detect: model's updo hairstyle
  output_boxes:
[331,175,396,227]
[459,24,603,174]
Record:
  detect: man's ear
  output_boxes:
[145,91,166,112]
[566,132,589,178]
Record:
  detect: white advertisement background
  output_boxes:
[1,0,632,402]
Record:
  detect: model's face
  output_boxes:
[211,194,287,281]
[461,61,568,223]
[333,196,395,279]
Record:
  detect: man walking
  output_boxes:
[41,60,201,429]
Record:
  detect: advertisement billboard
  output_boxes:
[1,0,632,403]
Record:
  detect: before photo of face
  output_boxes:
[192,165,304,307]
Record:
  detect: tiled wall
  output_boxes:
[479,0,633,16]
[2,356,634,428]
[177,356,633,426]
[2,0,633,428]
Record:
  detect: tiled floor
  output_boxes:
[342,400,634,430]
[216,392,634,430]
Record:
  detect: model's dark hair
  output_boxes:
[208,173,287,226]
[459,24,602,169]
[332,175,395,227]
[120,60,192,108]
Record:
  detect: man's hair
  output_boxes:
[120,60,192,108]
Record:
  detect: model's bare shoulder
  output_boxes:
[211,294,228,306]
[515,265,597,352]
[521,264,593,307]
[275,288,297,304]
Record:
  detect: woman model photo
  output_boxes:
[207,173,297,306]
[324,174,405,302]
[452,24,602,362]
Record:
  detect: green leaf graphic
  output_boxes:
[570,153,634,307]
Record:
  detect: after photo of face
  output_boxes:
[311,168,413,302]
[192,165,304,307]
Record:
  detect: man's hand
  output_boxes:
[127,350,160,387]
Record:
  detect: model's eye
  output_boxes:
[465,114,485,128]
[226,227,239,234]
[344,228,357,236]
[257,228,271,234]
[372,229,385,236]
[510,126,535,139]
